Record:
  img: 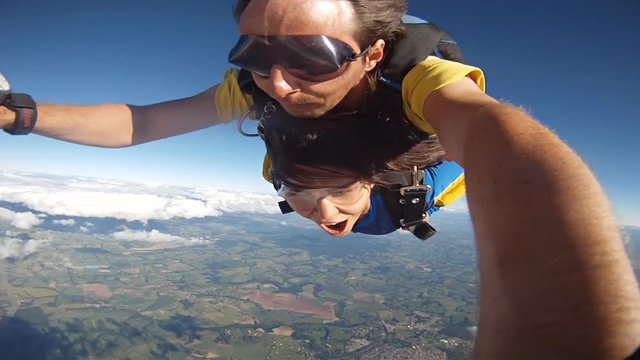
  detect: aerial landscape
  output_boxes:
[0,171,637,359]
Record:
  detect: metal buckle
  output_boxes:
[399,166,431,196]
[399,214,428,230]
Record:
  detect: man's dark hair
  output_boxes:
[233,0,408,49]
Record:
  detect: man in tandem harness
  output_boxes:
[235,16,465,240]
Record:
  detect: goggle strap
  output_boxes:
[278,200,295,214]
[347,44,372,61]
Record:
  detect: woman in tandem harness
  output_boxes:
[256,99,465,240]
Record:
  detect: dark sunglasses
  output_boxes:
[228,35,370,82]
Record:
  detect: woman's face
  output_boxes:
[279,180,373,237]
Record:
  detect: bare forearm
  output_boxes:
[1,85,221,147]
[33,103,135,147]
[465,104,640,359]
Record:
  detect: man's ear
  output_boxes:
[364,39,385,71]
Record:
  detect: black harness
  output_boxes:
[240,17,464,240]
[377,166,438,240]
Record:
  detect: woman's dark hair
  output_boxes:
[260,95,446,189]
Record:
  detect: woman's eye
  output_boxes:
[286,189,303,197]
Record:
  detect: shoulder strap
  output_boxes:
[380,16,465,87]
[237,69,255,91]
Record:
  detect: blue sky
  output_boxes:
[1,0,639,226]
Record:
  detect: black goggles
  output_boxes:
[228,35,370,81]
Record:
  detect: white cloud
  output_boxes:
[0,207,43,229]
[439,207,468,213]
[53,219,76,226]
[440,195,469,213]
[111,229,209,245]
[0,171,280,222]
[113,229,183,242]
[0,238,40,259]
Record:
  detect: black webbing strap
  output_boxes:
[272,179,295,214]
[398,178,437,241]
[381,166,438,241]
[399,188,437,240]
[3,93,37,135]
[278,200,295,214]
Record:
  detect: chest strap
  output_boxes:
[396,166,437,240]
[376,166,438,240]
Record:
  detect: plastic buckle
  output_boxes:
[400,217,437,241]
[399,215,428,229]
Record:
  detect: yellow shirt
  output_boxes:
[402,56,485,133]
[401,57,485,206]
[214,57,485,131]
[214,68,253,122]
[214,57,486,207]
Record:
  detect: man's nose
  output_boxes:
[267,65,297,99]
[315,197,339,221]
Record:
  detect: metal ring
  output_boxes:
[236,111,260,137]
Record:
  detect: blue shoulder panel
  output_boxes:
[378,76,402,91]
[402,14,429,24]
[423,161,464,215]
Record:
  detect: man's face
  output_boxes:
[238,0,370,118]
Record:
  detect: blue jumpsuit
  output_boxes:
[353,161,464,235]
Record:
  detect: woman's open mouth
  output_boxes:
[321,220,349,235]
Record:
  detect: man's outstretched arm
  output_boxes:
[0,85,222,148]
[425,77,640,359]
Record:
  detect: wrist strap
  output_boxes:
[3,93,37,135]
